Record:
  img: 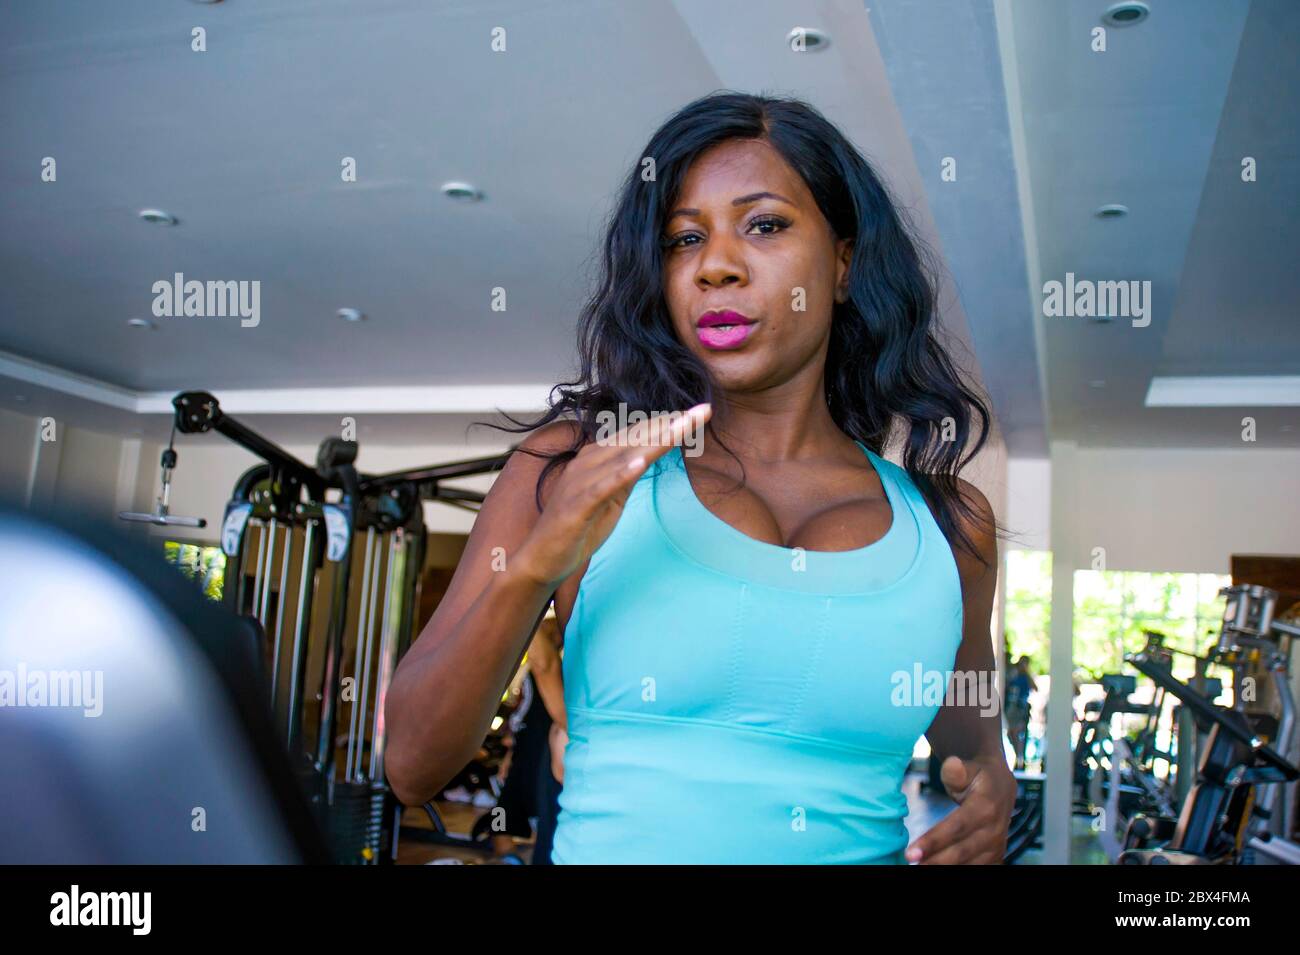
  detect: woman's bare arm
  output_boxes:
[912,480,1017,863]
[383,405,709,807]
[383,421,576,807]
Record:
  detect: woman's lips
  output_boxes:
[696,310,756,350]
[697,323,755,349]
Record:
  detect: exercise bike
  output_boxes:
[1119,585,1300,865]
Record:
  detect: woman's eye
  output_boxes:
[664,233,700,249]
[748,215,788,235]
[662,217,787,249]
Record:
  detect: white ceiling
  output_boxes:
[0,0,1295,454]
[1003,0,1300,448]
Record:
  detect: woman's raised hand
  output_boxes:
[514,403,711,589]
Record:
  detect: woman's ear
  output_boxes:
[833,238,854,302]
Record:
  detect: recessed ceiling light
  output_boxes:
[138,208,178,225]
[1102,2,1150,27]
[337,308,365,322]
[440,182,483,202]
[787,27,830,52]
[1095,203,1128,219]
[127,317,156,329]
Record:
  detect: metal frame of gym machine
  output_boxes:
[1120,584,1300,865]
[1069,667,1178,861]
[171,391,511,863]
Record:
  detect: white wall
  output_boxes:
[1006,447,1300,571]
[53,426,125,517]
[1006,457,1049,552]
[0,406,36,502]
[1064,447,1300,574]
[0,407,144,518]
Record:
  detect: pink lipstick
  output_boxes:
[696,310,756,350]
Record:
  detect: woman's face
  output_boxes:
[660,137,852,396]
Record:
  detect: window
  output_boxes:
[1005,549,1051,674]
[999,552,1230,773]
[1073,569,1230,679]
[162,541,226,602]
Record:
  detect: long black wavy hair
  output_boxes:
[487,91,996,563]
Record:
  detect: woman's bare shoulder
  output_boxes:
[514,418,583,455]
[497,419,585,512]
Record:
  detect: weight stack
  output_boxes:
[296,766,397,864]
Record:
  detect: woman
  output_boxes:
[386,91,1015,864]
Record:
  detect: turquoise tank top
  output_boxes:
[551,441,964,864]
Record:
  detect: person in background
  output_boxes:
[1004,657,1036,771]
[488,617,565,863]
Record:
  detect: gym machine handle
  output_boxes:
[173,391,324,496]
[316,436,358,473]
[1126,651,1300,781]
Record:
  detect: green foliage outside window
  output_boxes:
[163,541,225,602]
[1004,550,1052,675]
[1002,549,1230,681]
[1073,570,1230,680]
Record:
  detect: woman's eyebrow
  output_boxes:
[667,191,795,220]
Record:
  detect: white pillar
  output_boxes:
[1043,440,1078,863]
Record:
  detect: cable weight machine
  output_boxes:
[169,390,511,863]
